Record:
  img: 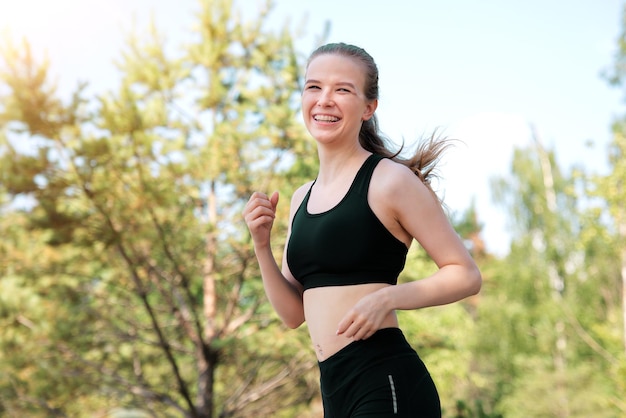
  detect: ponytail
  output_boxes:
[359,116,453,203]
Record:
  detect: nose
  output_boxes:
[317,89,334,107]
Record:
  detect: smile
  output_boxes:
[314,115,340,122]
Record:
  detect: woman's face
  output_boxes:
[302,53,377,146]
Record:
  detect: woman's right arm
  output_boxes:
[243,190,306,329]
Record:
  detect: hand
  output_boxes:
[336,290,390,341]
[242,191,279,249]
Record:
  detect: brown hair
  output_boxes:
[307,42,454,202]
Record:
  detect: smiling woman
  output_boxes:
[243,41,482,418]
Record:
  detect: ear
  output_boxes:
[362,99,378,121]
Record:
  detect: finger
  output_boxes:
[343,319,362,339]
[352,325,373,341]
[243,194,261,216]
[336,314,353,336]
[246,192,269,209]
[270,191,279,210]
[245,208,275,228]
[244,194,274,217]
[250,191,269,200]
[337,317,363,339]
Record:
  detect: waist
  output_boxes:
[319,328,414,366]
[303,284,398,361]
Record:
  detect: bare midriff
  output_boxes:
[303,282,399,362]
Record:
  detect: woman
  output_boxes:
[243,42,482,417]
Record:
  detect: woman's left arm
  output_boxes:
[382,161,482,309]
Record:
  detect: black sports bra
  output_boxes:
[286,154,408,291]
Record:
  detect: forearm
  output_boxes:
[254,245,305,328]
[381,264,482,311]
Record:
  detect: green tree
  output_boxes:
[471,124,625,417]
[591,2,626,410]
[601,2,626,358]
[0,0,321,416]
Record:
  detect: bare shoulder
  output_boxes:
[289,181,314,213]
[368,157,434,246]
[371,157,428,198]
[370,156,442,222]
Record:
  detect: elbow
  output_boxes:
[467,266,482,296]
[281,310,305,329]
[283,318,305,330]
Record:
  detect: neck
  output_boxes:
[316,144,370,185]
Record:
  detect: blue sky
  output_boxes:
[1,0,623,254]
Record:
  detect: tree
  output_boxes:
[601,2,626,358]
[473,127,625,417]
[0,0,321,416]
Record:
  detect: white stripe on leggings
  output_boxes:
[388,374,398,414]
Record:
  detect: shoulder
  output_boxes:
[292,181,314,202]
[372,157,426,196]
[289,181,314,214]
[370,157,440,220]
[367,157,439,246]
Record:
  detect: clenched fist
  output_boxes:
[242,191,279,249]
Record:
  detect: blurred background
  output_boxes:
[0,1,624,417]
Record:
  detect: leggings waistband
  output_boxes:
[318,328,417,386]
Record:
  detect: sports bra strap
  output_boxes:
[354,154,383,196]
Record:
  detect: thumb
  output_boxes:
[270,191,279,210]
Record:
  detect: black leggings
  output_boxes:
[318,328,441,417]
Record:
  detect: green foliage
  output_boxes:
[2,1,626,417]
[0,0,318,416]
[474,134,626,417]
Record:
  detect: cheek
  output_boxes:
[300,104,312,129]
[301,96,314,115]
[301,93,312,105]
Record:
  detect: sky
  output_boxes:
[0,0,623,255]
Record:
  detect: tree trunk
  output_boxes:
[198,179,219,417]
[534,125,570,417]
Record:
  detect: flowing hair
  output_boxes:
[307,42,455,203]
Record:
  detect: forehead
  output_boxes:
[305,53,366,87]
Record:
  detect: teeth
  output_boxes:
[314,115,339,122]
